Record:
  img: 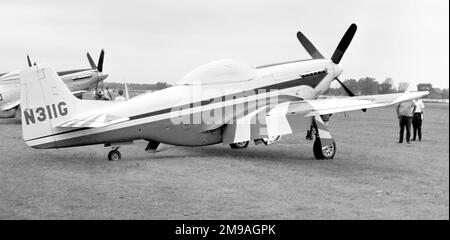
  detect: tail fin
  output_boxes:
[20,64,80,148]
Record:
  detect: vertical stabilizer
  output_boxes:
[20,64,80,148]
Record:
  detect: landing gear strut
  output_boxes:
[108,147,121,161]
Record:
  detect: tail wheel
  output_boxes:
[108,149,121,161]
[313,138,336,160]
[230,141,249,149]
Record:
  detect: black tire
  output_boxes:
[230,141,249,149]
[108,149,121,161]
[313,138,336,160]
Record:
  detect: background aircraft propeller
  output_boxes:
[86,49,107,90]
[86,49,105,72]
[26,55,36,67]
[27,55,32,67]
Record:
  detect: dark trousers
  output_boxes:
[399,116,412,143]
[412,113,422,140]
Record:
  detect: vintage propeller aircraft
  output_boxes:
[19,24,428,160]
[0,50,108,118]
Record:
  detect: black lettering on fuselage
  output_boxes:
[46,105,53,119]
[35,107,46,121]
[24,101,68,125]
[23,109,35,125]
[58,102,68,116]
[52,104,58,118]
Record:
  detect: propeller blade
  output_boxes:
[335,78,355,97]
[335,78,366,112]
[26,55,32,67]
[87,52,97,69]
[97,49,104,72]
[296,31,324,59]
[331,23,357,64]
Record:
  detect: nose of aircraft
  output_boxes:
[334,64,343,77]
[98,72,109,81]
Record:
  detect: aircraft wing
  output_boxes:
[283,91,429,117]
[55,112,129,128]
[222,91,429,144]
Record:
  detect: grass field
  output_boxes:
[0,103,448,219]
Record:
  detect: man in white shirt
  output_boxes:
[114,89,126,102]
[412,98,425,141]
[397,100,416,144]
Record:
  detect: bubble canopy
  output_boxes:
[176,59,257,85]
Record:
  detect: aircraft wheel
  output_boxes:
[230,141,249,149]
[313,138,336,160]
[108,149,121,161]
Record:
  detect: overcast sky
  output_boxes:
[0,0,448,88]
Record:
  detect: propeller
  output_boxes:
[27,55,32,67]
[335,77,366,112]
[86,49,105,72]
[86,52,97,69]
[331,24,365,111]
[335,78,355,97]
[296,31,324,59]
[331,23,357,64]
[297,24,365,112]
[86,49,108,90]
[97,49,104,72]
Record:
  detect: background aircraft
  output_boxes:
[19,24,428,161]
[0,50,108,118]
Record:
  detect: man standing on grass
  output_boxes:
[412,98,425,142]
[397,100,416,144]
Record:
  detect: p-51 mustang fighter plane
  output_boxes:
[19,24,428,160]
[0,50,108,118]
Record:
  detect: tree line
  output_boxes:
[325,78,449,99]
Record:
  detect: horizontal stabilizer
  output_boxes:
[55,112,129,128]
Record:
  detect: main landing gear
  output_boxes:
[313,138,336,160]
[230,141,249,149]
[108,147,121,161]
[310,115,336,160]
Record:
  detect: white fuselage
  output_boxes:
[27,59,341,148]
